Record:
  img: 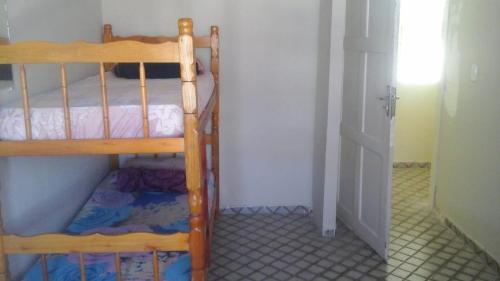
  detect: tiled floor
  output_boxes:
[209,167,499,280]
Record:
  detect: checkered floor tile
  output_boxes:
[209,167,499,280]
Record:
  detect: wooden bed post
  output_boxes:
[210,26,220,216]
[0,208,9,281]
[178,18,207,281]
[103,24,113,44]
[0,37,14,276]
[102,24,114,72]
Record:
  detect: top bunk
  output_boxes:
[0,18,220,157]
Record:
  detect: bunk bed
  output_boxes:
[0,18,219,281]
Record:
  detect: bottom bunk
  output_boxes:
[20,157,215,281]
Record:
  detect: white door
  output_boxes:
[337,0,399,258]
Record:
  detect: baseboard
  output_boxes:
[433,209,500,275]
[220,205,311,216]
[393,162,431,168]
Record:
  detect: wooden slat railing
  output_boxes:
[0,41,180,64]
[110,35,211,48]
[19,64,32,140]
[139,62,150,138]
[0,39,181,145]
[0,138,185,156]
[60,64,72,139]
[115,253,122,281]
[40,254,49,281]
[2,232,189,254]
[0,19,220,281]
[3,232,189,281]
[0,23,219,156]
[103,24,211,48]
[153,250,160,281]
[79,253,87,281]
[99,63,111,139]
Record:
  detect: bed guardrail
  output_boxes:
[0,39,180,144]
[2,232,190,254]
[0,18,220,281]
[3,232,188,281]
[0,20,219,156]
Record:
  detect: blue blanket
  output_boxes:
[23,170,214,281]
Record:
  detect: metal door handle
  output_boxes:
[388,86,398,118]
[379,86,399,118]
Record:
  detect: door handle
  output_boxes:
[379,86,399,118]
[388,86,398,118]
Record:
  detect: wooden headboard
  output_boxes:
[102,24,216,71]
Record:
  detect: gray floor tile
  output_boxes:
[209,167,500,280]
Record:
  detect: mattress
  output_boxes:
[0,72,214,140]
[22,167,215,281]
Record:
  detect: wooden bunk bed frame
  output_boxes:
[0,18,219,281]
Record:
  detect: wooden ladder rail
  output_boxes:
[205,25,220,264]
[210,25,220,218]
[0,208,8,281]
[178,18,208,281]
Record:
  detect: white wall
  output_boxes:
[0,0,7,38]
[1,0,108,279]
[0,157,109,279]
[6,0,103,96]
[394,84,439,163]
[102,0,321,209]
[436,0,500,262]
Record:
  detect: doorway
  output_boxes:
[335,0,448,260]
[393,0,448,212]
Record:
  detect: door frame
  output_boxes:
[430,0,451,210]
[319,0,347,236]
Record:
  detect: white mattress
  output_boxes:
[0,73,214,140]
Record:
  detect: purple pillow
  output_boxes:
[116,168,142,192]
[139,169,187,193]
[116,168,188,193]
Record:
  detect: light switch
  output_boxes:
[470,64,479,82]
